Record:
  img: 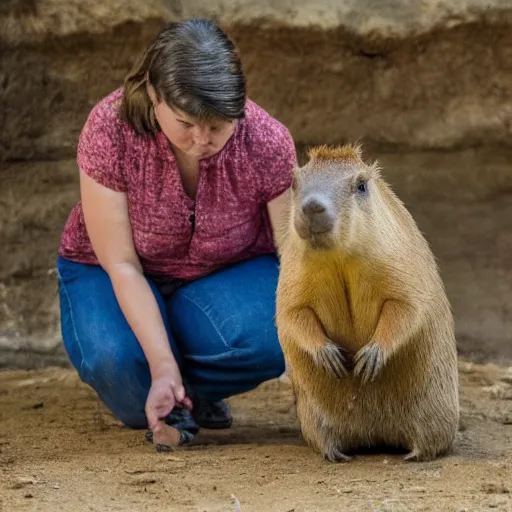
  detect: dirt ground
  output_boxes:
[0,361,511,512]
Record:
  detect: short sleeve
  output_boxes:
[76,100,127,192]
[257,123,297,204]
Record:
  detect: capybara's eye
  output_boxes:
[357,180,367,193]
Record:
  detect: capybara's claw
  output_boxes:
[403,450,421,462]
[324,445,352,463]
[353,342,384,384]
[314,340,349,379]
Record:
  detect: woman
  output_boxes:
[57,19,296,448]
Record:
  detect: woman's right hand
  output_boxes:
[145,364,193,437]
[79,170,193,441]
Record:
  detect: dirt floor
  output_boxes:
[0,361,511,512]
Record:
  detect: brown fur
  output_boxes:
[276,143,459,462]
[307,144,364,163]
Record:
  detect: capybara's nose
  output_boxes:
[301,196,334,234]
[302,197,326,216]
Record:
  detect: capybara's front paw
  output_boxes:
[353,341,386,384]
[313,340,350,379]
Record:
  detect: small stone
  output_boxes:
[488,497,509,508]
[482,483,510,494]
[12,477,37,489]
[483,385,508,399]
[458,362,475,374]
[500,368,512,385]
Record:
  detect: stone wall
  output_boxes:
[0,0,173,366]
[3,0,512,160]
[1,0,512,367]
[173,0,512,150]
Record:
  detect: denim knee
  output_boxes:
[233,331,285,379]
[56,256,157,429]
[257,335,285,381]
[82,343,150,428]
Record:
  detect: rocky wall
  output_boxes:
[1,0,512,367]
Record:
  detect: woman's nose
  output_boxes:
[193,126,210,145]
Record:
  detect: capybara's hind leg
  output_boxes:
[296,396,352,463]
[402,419,456,462]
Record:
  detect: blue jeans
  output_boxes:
[56,254,285,429]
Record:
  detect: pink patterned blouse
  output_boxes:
[58,88,296,280]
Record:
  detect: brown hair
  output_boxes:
[120,19,247,135]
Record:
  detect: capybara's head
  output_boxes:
[291,143,386,252]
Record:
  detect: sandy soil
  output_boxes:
[0,361,511,511]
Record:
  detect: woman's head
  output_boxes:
[121,19,246,158]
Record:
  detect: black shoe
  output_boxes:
[166,405,200,437]
[192,399,233,430]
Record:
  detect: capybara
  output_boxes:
[275,143,459,462]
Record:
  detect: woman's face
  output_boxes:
[150,88,237,160]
